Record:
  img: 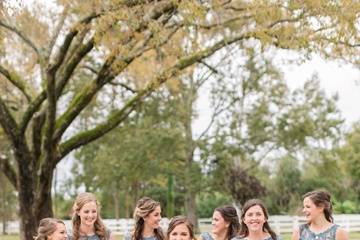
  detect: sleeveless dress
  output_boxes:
[201,232,240,240]
[299,224,339,240]
[237,235,277,240]
[68,229,111,240]
[124,234,158,240]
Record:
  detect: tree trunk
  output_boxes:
[184,189,198,231]
[2,219,6,235]
[113,187,120,220]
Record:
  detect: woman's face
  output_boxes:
[243,205,266,233]
[303,197,324,222]
[211,210,229,235]
[168,223,191,240]
[77,201,98,227]
[144,206,162,229]
[48,223,67,240]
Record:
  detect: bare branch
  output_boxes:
[198,60,223,76]
[48,5,69,58]
[197,16,252,29]
[109,81,137,93]
[0,64,32,101]
[0,19,41,57]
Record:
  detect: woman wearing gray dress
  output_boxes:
[70,192,115,240]
[291,190,347,240]
[128,197,165,240]
[200,205,240,240]
[238,199,277,240]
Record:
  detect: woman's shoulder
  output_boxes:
[335,225,348,240]
[200,232,213,240]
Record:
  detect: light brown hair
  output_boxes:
[132,197,164,240]
[72,192,108,240]
[34,218,65,240]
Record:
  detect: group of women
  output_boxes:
[34,190,348,240]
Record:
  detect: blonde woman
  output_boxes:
[70,192,116,240]
[34,218,67,240]
[128,197,164,240]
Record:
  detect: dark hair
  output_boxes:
[34,218,65,240]
[132,197,164,240]
[167,216,195,240]
[303,190,333,223]
[239,199,277,240]
[214,205,240,240]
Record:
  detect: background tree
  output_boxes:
[203,48,343,207]
[1,1,360,238]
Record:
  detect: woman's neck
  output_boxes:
[143,225,155,238]
[310,215,331,231]
[79,223,95,236]
[214,231,228,240]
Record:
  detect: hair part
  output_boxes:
[303,190,333,223]
[34,218,65,240]
[214,205,240,240]
[132,197,164,240]
[167,216,195,240]
[239,199,277,240]
[72,192,107,240]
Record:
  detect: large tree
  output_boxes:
[1,1,360,239]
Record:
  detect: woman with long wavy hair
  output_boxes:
[70,192,115,240]
[128,197,164,240]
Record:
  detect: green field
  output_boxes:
[1,233,360,240]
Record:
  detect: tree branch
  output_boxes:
[19,92,46,135]
[109,81,137,93]
[58,31,253,159]
[0,19,41,58]
[47,5,69,59]
[0,97,19,143]
[0,64,32,101]
[0,155,17,189]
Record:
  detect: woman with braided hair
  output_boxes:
[34,218,67,240]
[200,205,240,240]
[127,197,165,240]
[291,190,348,240]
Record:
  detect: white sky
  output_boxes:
[280,54,360,126]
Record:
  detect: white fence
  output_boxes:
[2,215,360,235]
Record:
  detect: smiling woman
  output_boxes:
[200,205,240,240]
[34,218,67,240]
[291,190,348,240]
[239,199,277,240]
[127,197,165,240]
[70,192,115,240]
